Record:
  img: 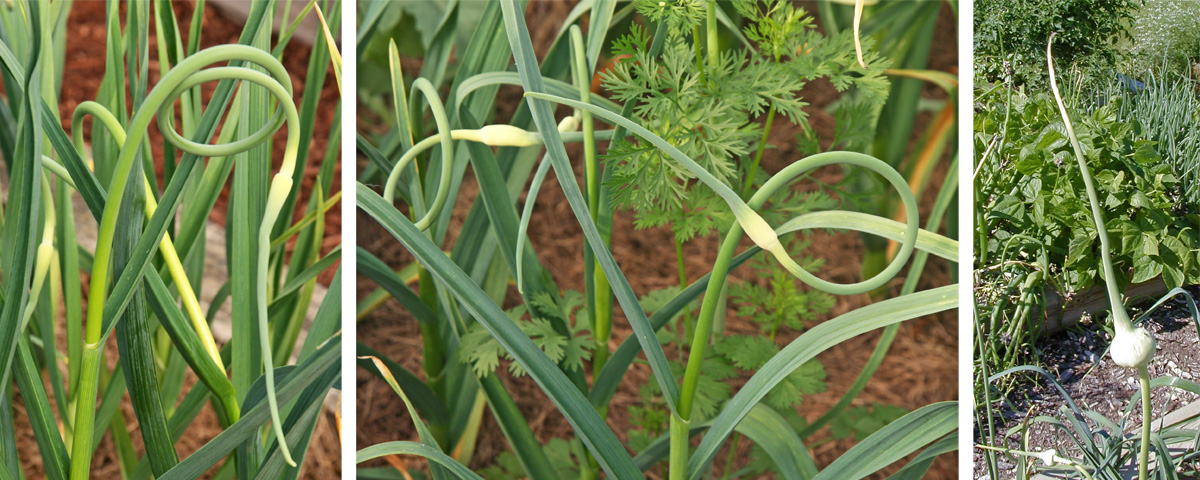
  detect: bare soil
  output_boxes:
[357,2,959,479]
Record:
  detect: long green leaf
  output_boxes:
[0,0,42,393]
[689,285,958,477]
[359,184,644,479]
[157,336,340,480]
[498,0,681,419]
[112,165,179,475]
[813,402,956,480]
[358,442,485,480]
[737,404,818,479]
[13,339,68,480]
[885,432,959,480]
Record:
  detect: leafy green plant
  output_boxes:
[0,1,341,478]
[974,0,1139,87]
[356,0,958,479]
[1088,60,1200,213]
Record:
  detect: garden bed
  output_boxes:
[975,286,1200,479]
[6,1,342,477]
[355,1,959,478]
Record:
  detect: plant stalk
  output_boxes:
[742,107,776,198]
[1138,365,1151,480]
[417,266,444,397]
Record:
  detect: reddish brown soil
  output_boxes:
[7,2,341,478]
[357,2,958,479]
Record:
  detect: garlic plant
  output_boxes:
[1047,32,1155,480]
[0,1,341,478]
[357,0,958,478]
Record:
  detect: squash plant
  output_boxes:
[356,0,958,478]
[0,1,341,478]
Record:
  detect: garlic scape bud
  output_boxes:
[557,114,580,133]
[1109,308,1155,369]
[731,203,801,273]
[460,115,578,146]
[1034,449,1069,468]
[453,124,543,147]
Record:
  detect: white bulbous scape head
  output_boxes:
[1111,325,1155,369]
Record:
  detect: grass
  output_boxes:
[356,0,958,478]
[0,1,341,478]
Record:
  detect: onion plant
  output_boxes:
[356,0,958,478]
[0,1,341,478]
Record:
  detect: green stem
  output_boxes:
[721,432,741,480]
[693,26,706,84]
[1045,33,1126,326]
[70,346,104,479]
[706,0,718,72]
[741,107,776,198]
[1138,366,1151,480]
[570,25,612,387]
[674,236,693,355]
[669,414,690,480]
[71,44,300,477]
[417,266,444,398]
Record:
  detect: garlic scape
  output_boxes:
[381,78,606,232]
[70,44,303,473]
[1048,32,1154,480]
[524,91,921,296]
[1045,33,1155,370]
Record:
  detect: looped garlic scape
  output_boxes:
[381,78,583,231]
[75,44,302,469]
[524,91,920,296]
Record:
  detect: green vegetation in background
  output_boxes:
[974,0,1140,87]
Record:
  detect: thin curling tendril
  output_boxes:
[71,44,301,477]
